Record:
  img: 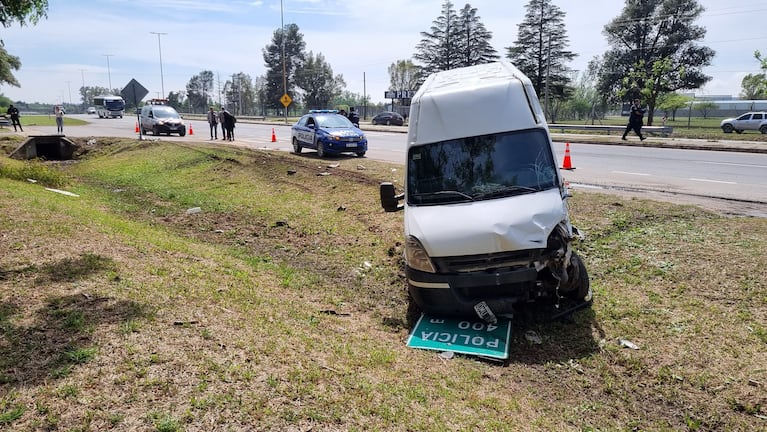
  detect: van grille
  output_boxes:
[432,249,541,273]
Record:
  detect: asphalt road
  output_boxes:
[22,114,767,217]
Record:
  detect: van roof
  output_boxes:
[408,61,546,145]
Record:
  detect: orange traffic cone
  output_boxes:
[189,123,194,135]
[271,128,277,142]
[561,142,575,170]
[135,122,139,133]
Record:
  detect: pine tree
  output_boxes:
[262,23,307,112]
[505,0,576,106]
[456,4,499,68]
[295,52,345,110]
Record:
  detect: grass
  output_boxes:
[0,137,765,431]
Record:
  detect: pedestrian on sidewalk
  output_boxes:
[54,105,64,134]
[7,104,22,132]
[207,106,218,140]
[622,98,646,141]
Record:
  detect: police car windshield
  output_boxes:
[152,106,180,118]
[316,114,353,128]
[407,128,559,205]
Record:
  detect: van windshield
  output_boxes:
[407,129,559,205]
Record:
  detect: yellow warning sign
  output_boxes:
[280,93,292,108]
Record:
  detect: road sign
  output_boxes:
[407,314,511,359]
[121,79,149,104]
[280,93,292,108]
[385,90,416,99]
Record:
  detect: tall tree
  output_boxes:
[262,23,306,112]
[505,0,576,113]
[597,0,714,125]
[0,0,48,87]
[223,72,255,116]
[295,51,345,110]
[740,50,767,99]
[414,1,497,78]
[456,4,499,68]
[387,59,421,107]
[413,1,462,76]
[185,70,214,114]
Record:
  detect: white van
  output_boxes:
[380,61,591,322]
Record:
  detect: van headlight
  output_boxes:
[405,236,436,273]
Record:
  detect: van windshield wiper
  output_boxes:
[473,185,539,200]
[413,190,475,203]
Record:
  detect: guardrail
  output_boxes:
[548,123,673,137]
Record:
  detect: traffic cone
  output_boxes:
[189,123,194,135]
[561,142,575,170]
[271,128,277,142]
[135,122,139,133]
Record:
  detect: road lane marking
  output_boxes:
[612,171,650,176]
[689,178,737,185]
[700,161,767,169]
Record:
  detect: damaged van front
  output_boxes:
[380,61,591,321]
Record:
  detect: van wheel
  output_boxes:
[292,137,302,154]
[564,252,591,303]
[316,142,325,158]
[406,292,423,329]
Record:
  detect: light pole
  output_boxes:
[102,54,113,91]
[150,32,167,99]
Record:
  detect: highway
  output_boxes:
[26,114,767,216]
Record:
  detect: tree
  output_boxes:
[262,23,306,112]
[694,100,717,119]
[387,59,421,108]
[223,72,255,116]
[186,70,214,114]
[295,51,345,110]
[0,0,48,87]
[506,0,576,111]
[456,4,499,68]
[414,1,497,77]
[597,0,714,125]
[655,92,690,120]
[740,50,767,99]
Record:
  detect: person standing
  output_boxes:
[222,108,236,141]
[217,108,226,140]
[207,106,218,140]
[7,104,22,132]
[54,105,64,134]
[622,98,646,141]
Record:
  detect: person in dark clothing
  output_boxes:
[7,104,22,132]
[622,98,646,141]
[347,106,359,127]
[222,108,236,141]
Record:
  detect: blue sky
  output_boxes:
[1,0,766,105]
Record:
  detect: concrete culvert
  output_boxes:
[9,135,80,161]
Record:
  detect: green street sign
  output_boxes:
[407,314,511,360]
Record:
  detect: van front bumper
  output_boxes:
[407,265,541,317]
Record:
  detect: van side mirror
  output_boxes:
[380,182,404,212]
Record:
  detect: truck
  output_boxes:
[380,61,591,322]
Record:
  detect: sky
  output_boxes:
[1,0,766,106]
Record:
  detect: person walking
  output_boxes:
[622,98,646,141]
[54,105,64,134]
[207,106,218,140]
[7,104,22,132]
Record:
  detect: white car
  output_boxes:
[720,112,767,134]
[87,107,96,114]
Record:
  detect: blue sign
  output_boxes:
[407,314,511,359]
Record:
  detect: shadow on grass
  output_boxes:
[0,254,148,388]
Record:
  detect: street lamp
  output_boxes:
[150,32,167,99]
[102,54,113,91]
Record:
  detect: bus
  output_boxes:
[93,95,125,118]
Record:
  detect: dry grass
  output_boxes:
[1,138,765,431]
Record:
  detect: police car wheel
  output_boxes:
[316,142,325,158]
[292,137,302,154]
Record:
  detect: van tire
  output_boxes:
[565,252,591,302]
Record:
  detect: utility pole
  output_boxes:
[102,54,114,91]
[65,81,72,105]
[281,0,288,123]
[150,32,167,99]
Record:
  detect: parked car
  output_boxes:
[87,106,96,114]
[720,111,767,134]
[140,102,186,136]
[371,111,404,126]
[291,110,367,158]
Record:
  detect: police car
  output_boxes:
[291,110,367,158]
